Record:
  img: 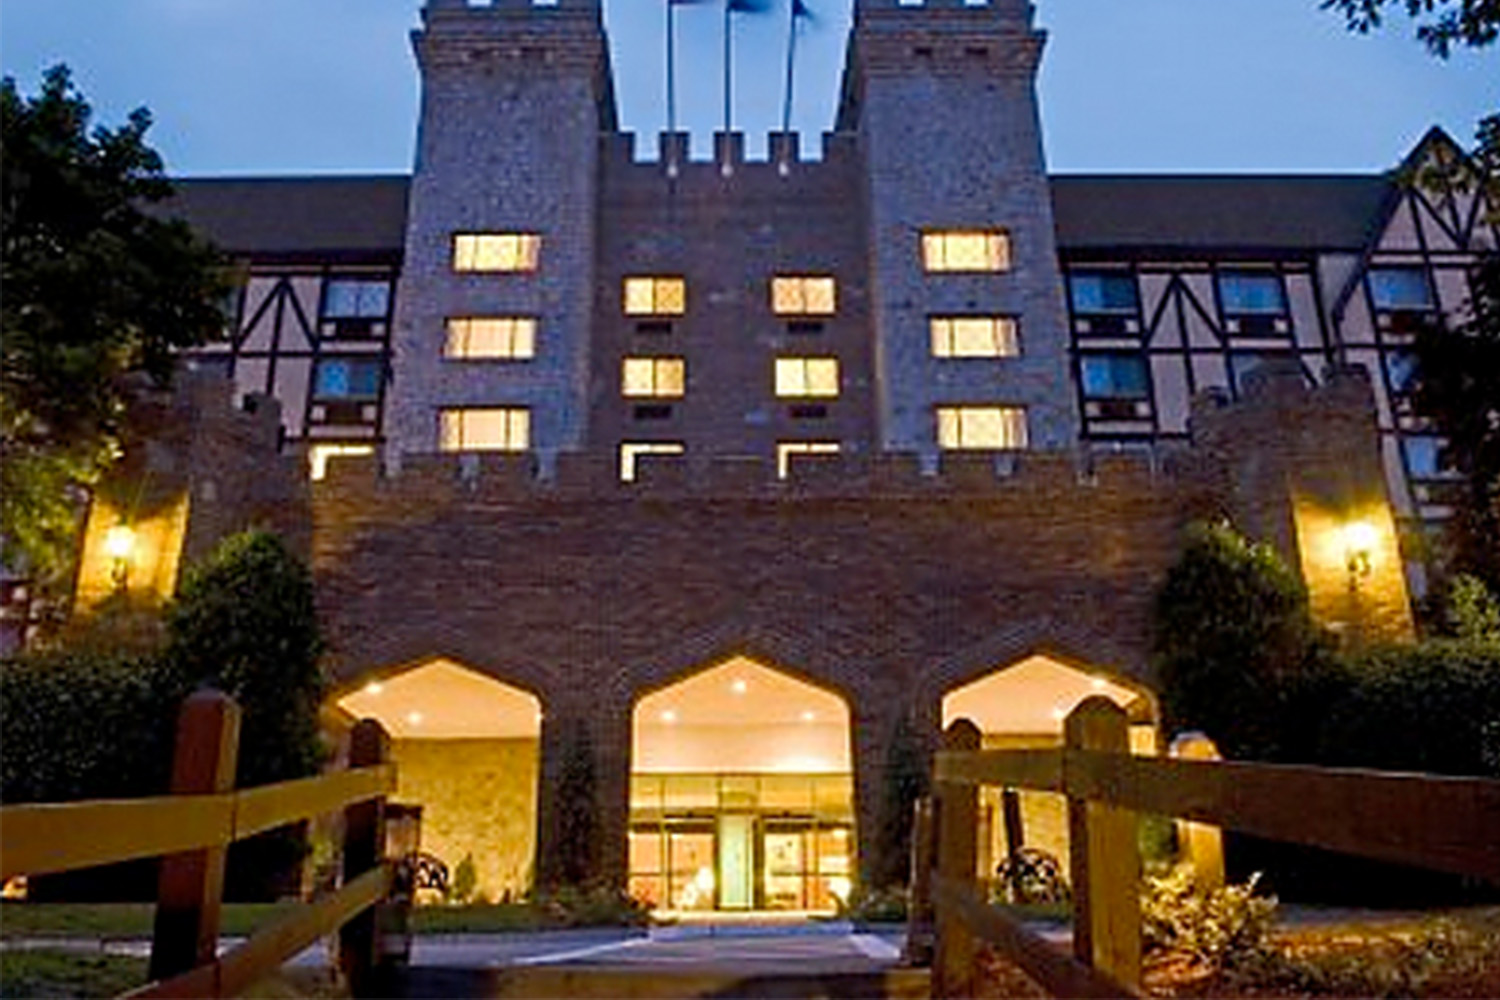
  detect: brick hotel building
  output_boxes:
[56,0,1496,908]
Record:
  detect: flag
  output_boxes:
[782,0,816,136]
[665,0,716,140]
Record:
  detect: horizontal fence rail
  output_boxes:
[125,866,391,1000]
[935,747,1500,883]
[0,763,395,882]
[0,690,403,999]
[921,696,1500,999]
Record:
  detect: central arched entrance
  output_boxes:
[629,656,853,913]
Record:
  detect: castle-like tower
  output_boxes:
[841,0,1074,453]
[388,0,1074,473]
[388,0,615,467]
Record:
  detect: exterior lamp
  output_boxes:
[103,524,136,592]
[1342,521,1378,579]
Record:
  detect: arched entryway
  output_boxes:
[941,654,1156,885]
[630,656,854,913]
[334,658,542,901]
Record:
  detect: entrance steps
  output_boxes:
[397,966,931,999]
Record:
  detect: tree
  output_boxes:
[1151,522,1337,760]
[1411,255,1500,589]
[1,65,229,588]
[165,531,325,788]
[1322,0,1500,57]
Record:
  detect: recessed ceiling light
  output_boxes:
[661,709,678,723]
[1050,707,1067,721]
[1090,678,1106,691]
[731,679,748,695]
[800,710,816,723]
[406,711,423,725]
[364,681,383,695]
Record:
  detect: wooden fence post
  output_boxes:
[1065,697,1140,992]
[1169,732,1225,890]
[150,690,241,984]
[340,719,390,996]
[933,719,981,999]
[904,796,936,966]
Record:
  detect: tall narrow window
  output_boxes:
[622,357,686,398]
[445,318,537,360]
[452,233,541,272]
[775,357,840,398]
[776,441,841,478]
[936,406,1027,450]
[921,231,1010,272]
[623,277,687,316]
[439,408,530,451]
[619,442,686,481]
[929,317,1019,358]
[771,276,837,315]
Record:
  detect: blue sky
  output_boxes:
[0,0,1494,176]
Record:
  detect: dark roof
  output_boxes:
[154,172,1396,259]
[1050,174,1393,253]
[153,175,410,257]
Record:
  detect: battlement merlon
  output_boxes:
[414,0,608,74]
[315,448,1168,505]
[599,131,860,171]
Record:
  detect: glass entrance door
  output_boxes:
[717,814,754,909]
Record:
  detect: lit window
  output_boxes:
[622,357,686,398]
[452,233,541,272]
[775,357,840,398]
[623,277,687,316]
[308,443,375,481]
[323,278,391,319]
[1080,354,1149,399]
[1217,272,1285,315]
[776,441,841,478]
[771,276,837,315]
[313,358,382,399]
[445,318,537,360]
[930,317,1019,358]
[936,406,1028,450]
[921,231,1010,272]
[619,442,686,481]
[1368,267,1435,312]
[439,408,530,452]
[1069,272,1138,314]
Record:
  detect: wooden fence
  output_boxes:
[910,696,1500,999]
[0,690,401,998]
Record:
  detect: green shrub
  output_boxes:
[0,648,189,803]
[1318,638,1500,778]
[530,883,651,928]
[838,884,909,924]
[449,854,478,906]
[166,530,325,788]
[1141,867,1278,974]
[1152,522,1334,760]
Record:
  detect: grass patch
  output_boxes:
[0,950,147,999]
[0,902,301,940]
[410,903,570,934]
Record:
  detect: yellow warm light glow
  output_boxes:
[1343,521,1379,561]
[660,709,678,724]
[731,679,747,695]
[828,876,852,902]
[364,681,384,696]
[406,711,423,726]
[104,525,136,561]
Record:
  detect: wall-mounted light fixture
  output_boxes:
[103,523,136,593]
[1342,520,1378,579]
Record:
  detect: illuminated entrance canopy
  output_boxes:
[630,657,853,912]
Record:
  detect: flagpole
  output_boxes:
[723,0,732,135]
[780,1,798,136]
[667,0,677,137]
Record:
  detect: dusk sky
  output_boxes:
[1,0,1494,176]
